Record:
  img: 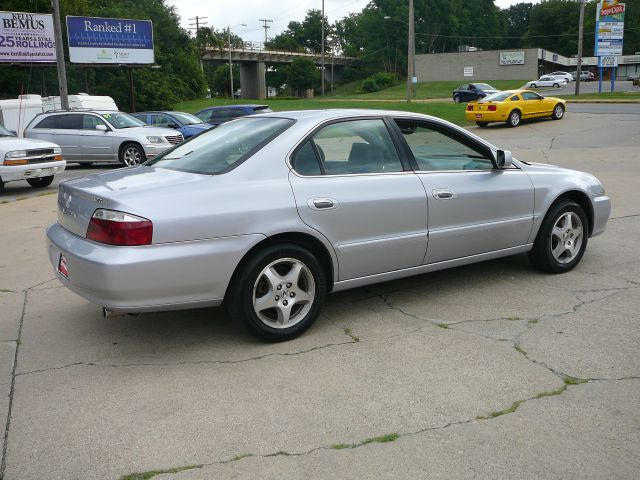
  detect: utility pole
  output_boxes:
[189,16,208,71]
[259,18,273,46]
[407,0,415,103]
[51,0,68,110]
[321,0,325,96]
[228,27,234,99]
[575,0,585,96]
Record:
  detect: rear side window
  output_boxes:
[146,117,294,175]
[34,115,59,129]
[291,141,322,176]
[58,114,83,129]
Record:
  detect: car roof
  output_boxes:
[256,108,447,122]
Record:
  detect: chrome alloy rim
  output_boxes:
[550,212,583,264]
[123,146,142,166]
[510,111,520,126]
[252,258,316,329]
[554,105,564,118]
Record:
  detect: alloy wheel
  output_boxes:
[550,212,584,264]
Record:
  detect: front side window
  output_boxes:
[101,112,146,129]
[146,117,293,175]
[151,115,173,127]
[308,119,402,175]
[83,115,107,130]
[395,120,493,171]
[522,92,542,100]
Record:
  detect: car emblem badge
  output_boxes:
[94,197,104,204]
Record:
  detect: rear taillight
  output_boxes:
[467,105,474,111]
[488,105,497,111]
[86,209,153,246]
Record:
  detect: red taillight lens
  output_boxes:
[86,209,153,246]
[488,105,497,111]
[467,105,474,111]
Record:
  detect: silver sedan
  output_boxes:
[47,110,611,341]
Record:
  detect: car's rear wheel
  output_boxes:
[453,95,461,103]
[553,82,560,88]
[528,200,588,273]
[228,244,327,341]
[506,110,521,127]
[26,176,54,188]
[552,104,565,120]
[119,143,146,167]
[476,122,489,127]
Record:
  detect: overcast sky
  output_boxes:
[166,0,537,44]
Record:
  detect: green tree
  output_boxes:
[288,57,318,91]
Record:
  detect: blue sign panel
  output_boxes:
[66,16,154,63]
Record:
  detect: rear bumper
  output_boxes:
[591,194,611,237]
[46,223,264,312]
[0,161,66,182]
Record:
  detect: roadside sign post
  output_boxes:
[595,1,625,94]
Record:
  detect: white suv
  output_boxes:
[0,124,65,194]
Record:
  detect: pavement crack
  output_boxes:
[0,291,28,479]
[15,340,358,377]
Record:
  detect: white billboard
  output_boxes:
[499,50,525,66]
[0,11,56,63]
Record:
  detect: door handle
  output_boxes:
[310,198,336,210]
[432,189,454,199]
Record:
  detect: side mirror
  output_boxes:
[95,124,108,132]
[495,150,512,169]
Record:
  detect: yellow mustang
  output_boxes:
[464,89,566,128]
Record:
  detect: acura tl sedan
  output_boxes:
[47,110,611,341]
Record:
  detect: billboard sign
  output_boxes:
[499,50,525,66]
[595,1,625,56]
[599,55,618,67]
[66,16,154,64]
[0,11,56,63]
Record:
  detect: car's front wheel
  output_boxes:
[26,176,54,188]
[530,83,537,88]
[553,83,560,88]
[552,104,565,120]
[528,200,588,273]
[119,143,146,167]
[506,110,521,127]
[228,244,327,341]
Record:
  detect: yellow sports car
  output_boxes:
[465,89,566,128]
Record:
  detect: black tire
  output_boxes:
[227,244,327,342]
[476,122,489,128]
[26,176,54,188]
[553,83,560,88]
[528,200,589,274]
[506,110,521,128]
[552,103,565,120]
[530,83,536,88]
[453,95,461,103]
[119,142,146,167]
[0,179,4,194]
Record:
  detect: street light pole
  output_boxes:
[321,0,325,96]
[227,24,246,99]
[575,0,585,96]
[51,0,69,110]
[407,0,415,103]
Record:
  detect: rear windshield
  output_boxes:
[474,83,494,90]
[146,117,293,174]
[482,92,511,102]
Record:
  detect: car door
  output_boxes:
[81,114,114,162]
[521,91,548,118]
[46,114,83,162]
[288,118,429,281]
[392,118,534,265]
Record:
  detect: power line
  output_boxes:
[259,18,273,44]
[414,25,640,40]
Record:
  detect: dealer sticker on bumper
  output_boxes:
[475,114,482,118]
[58,253,69,279]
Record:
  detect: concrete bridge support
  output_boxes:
[240,61,266,100]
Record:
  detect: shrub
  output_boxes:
[358,72,397,93]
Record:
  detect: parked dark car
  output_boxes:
[627,72,640,81]
[452,83,499,103]
[194,105,272,126]
[131,111,212,139]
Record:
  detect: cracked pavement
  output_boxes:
[1,108,639,479]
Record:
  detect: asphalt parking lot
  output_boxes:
[1,105,639,479]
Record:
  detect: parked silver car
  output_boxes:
[25,110,183,166]
[46,110,611,341]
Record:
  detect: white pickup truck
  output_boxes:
[0,124,66,194]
